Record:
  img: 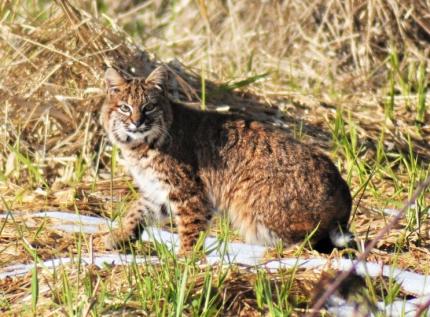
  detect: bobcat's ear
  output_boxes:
[145,66,167,91]
[105,68,126,92]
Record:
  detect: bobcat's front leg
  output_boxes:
[104,194,168,249]
[169,185,211,256]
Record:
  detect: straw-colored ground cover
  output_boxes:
[0,0,429,315]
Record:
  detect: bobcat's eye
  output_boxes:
[145,103,156,113]
[109,87,120,94]
[142,103,156,113]
[118,103,132,114]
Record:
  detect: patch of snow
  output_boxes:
[2,210,430,316]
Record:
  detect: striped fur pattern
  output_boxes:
[101,66,352,255]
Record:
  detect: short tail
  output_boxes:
[329,227,354,248]
[314,226,355,253]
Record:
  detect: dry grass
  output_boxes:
[0,0,430,315]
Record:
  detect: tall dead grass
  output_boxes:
[0,1,429,314]
[0,0,429,192]
[106,0,430,95]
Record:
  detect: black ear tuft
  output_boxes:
[105,68,126,88]
[145,66,167,91]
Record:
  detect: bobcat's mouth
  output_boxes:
[126,121,152,133]
[126,124,152,136]
[126,130,150,140]
[123,124,161,144]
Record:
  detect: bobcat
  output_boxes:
[101,65,352,255]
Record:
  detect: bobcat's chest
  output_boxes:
[124,151,171,208]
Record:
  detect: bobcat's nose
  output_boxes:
[131,115,145,128]
[128,123,137,131]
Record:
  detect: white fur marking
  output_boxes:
[122,151,171,222]
[329,229,352,247]
[129,164,170,207]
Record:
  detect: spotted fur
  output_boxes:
[101,66,352,255]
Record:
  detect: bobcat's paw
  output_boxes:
[176,248,192,258]
[177,246,206,262]
[102,230,136,250]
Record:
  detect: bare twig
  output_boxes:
[415,296,430,317]
[309,175,430,316]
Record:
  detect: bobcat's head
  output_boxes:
[101,66,172,148]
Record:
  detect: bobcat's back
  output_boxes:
[192,116,351,246]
